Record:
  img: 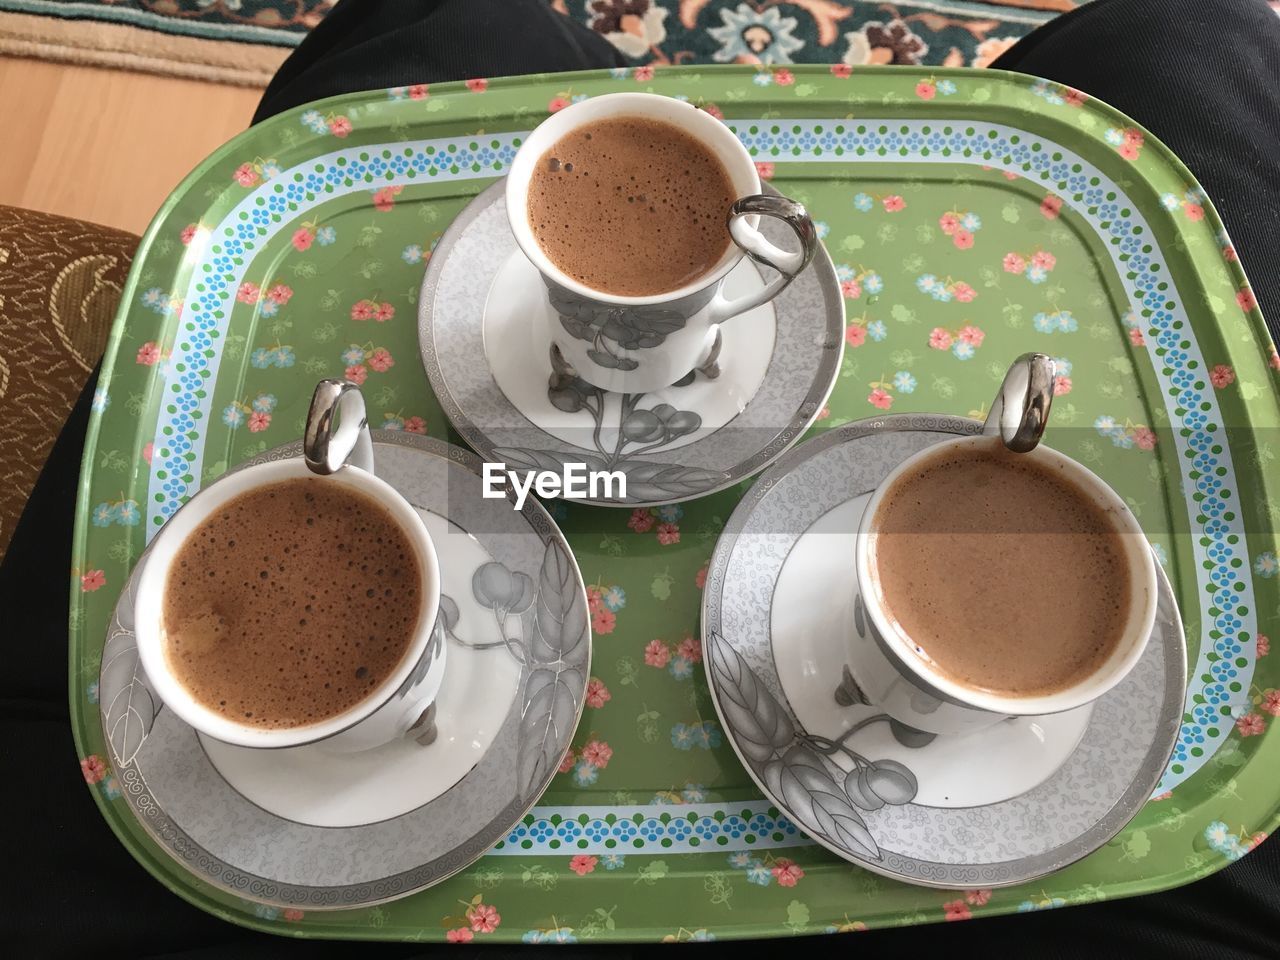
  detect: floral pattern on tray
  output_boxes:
[70,66,1279,943]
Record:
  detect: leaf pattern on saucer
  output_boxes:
[100,574,156,768]
[519,539,589,799]
[708,630,923,863]
[441,538,589,801]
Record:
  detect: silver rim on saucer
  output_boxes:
[417,179,845,507]
[701,414,1187,889]
[99,432,590,910]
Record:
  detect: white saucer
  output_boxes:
[772,493,1091,809]
[200,509,523,828]
[100,433,590,908]
[703,414,1186,889]
[418,180,845,506]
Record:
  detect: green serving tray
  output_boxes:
[71,65,1280,943]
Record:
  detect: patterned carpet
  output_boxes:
[0,1,1080,86]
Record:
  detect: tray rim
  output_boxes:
[68,64,1280,942]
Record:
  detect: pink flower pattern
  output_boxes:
[586,678,611,709]
[644,639,671,668]
[1133,427,1158,450]
[1236,713,1266,737]
[569,854,598,876]
[468,903,500,933]
[1261,689,1280,718]
[628,509,655,533]
[592,607,616,635]
[676,636,702,664]
[81,755,106,784]
[581,740,612,768]
[943,900,972,922]
[771,859,804,887]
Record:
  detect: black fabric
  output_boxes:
[252,0,627,124]
[3,0,1278,956]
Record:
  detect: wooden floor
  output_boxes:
[0,56,262,237]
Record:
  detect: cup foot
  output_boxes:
[408,702,438,746]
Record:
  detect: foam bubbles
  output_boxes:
[527,116,736,296]
[163,478,421,729]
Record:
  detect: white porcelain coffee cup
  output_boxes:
[133,380,445,751]
[505,91,818,394]
[848,354,1160,735]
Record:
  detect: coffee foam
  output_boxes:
[873,439,1133,697]
[162,478,421,729]
[527,115,736,296]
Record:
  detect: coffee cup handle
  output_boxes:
[304,379,375,474]
[983,353,1057,453]
[707,194,818,324]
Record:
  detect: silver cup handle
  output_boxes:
[707,194,818,323]
[304,378,374,475]
[983,353,1057,453]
